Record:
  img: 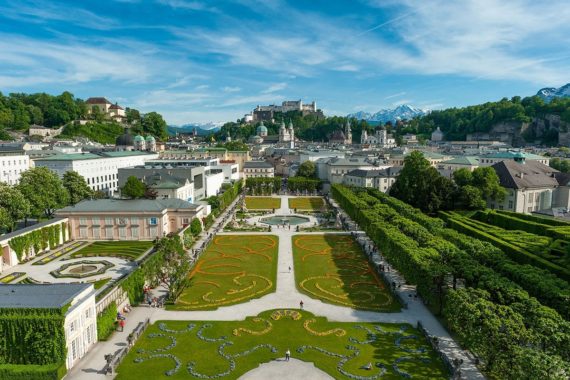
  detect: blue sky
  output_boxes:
[0,0,569,125]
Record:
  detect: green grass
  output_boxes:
[244,197,281,210]
[70,241,153,260]
[293,234,400,312]
[0,272,25,283]
[288,197,326,211]
[116,310,447,380]
[171,235,279,310]
[91,277,112,290]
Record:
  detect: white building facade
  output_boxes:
[34,151,158,195]
[0,148,30,185]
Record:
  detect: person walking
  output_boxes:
[300,300,304,309]
[285,349,291,362]
[289,266,291,273]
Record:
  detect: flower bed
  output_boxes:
[50,260,114,279]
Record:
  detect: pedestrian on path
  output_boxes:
[285,349,291,361]
[289,266,291,273]
[119,319,125,332]
[300,300,304,309]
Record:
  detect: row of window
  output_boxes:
[1,159,26,165]
[79,225,159,238]
[79,217,158,226]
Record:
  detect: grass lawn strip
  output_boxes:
[70,241,153,260]
[116,309,447,380]
[244,197,281,210]
[31,241,86,265]
[293,234,400,312]
[288,197,326,211]
[0,272,26,283]
[172,235,278,311]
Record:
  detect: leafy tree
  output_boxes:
[206,195,221,211]
[452,168,473,187]
[0,183,30,230]
[121,176,146,199]
[471,166,507,201]
[457,185,487,210]
[142,112,168,140]
[0,208,11,232]
[297,160,316,178]
[389,151,455,213]
[62,170,93,205]
[190,218,202,236]
[216,141,249,151]
[153,235,192,303]
[125,107,141,124]
[17,167,68,218]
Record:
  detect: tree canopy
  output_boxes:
[0,183,30,231]
[62,170,93,205]
[17,167,69,218]
[297,160,316,178]
[121,176,146,199]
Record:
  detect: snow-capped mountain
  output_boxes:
[347,104,429,123]
[167,122,223,136]
[537,83,570,102]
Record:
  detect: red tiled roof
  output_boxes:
[109,104,123,110]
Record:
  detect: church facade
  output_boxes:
[361,126,396,148]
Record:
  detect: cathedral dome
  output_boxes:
[115,128,134,146]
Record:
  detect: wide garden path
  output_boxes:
[67,194,485,380]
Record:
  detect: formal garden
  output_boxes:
[69,241,153,260]
[172,235,279,310]
[244,197,281,210]
[288,196,326,211]
[293,234,399,311]
[116,309,448,380]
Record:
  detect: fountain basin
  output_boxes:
[259,215,310,225]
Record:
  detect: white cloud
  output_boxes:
[0,0,120,30]
[156,0,217,12]
[384,92,406,100]
[262,82,287,94]
[223,86,241,93]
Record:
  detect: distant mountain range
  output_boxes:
[537,83,570,102]
[167,122,222,136]
[347,104,429,123]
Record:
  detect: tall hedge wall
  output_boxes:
[0,308,66,365]
[96,302,117,341]
[0,362,66,380]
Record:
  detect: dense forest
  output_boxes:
[217,95,570,146]
[0,91,168,142]
[401,95,570,141]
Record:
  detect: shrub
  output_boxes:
[0,362,66,380]
[97,302,117,341]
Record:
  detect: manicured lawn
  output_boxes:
[172,235,279,310]
[288,197,326,211]
[91,277,112,290]
[116,309,447,380]
[293,234,400,312]
[245,197,281,210]
[70,241,153,260]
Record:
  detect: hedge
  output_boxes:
[0,308,66,366]
[441,212,570,281]
[332,185,570,378]
[497,210,570,226]
[96,302,117,341]
[0,362,66,380]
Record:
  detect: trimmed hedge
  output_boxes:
[96,302,117,341]
[0,308,66,365]
[0,362,66,380]
[441,211,570,281]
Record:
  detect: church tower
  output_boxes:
[288,120,295,148]
[345,120,352,144]
[361,129,368,144]
[279,120,287,142]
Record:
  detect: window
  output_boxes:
[105,226,113,238]
[149,217,158,226]
[535,193,540,203]
[132,226,139,238]
[92,217,99,225]
[527,206,533,213]
[71,339,77,360]
[498,205,504,210]
[79,227,87,238]
[105,217,112,225]
[79,217,87,225]
[92,226,100,239]
[119,227,126,238]
[131,217,139,225]
[508,200,513,209]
